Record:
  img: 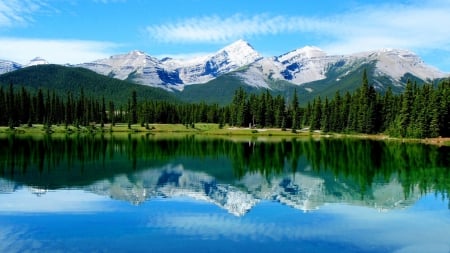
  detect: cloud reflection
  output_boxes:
[0,188,110,213]
[148,197,450,252]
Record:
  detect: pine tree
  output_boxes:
[100,96,106,128]
[19,86,30,125]
[438,80,450,136]
[127,99,132,129]
[35,89,45,123]
[399,80,414,137]
[7,83,16,127]
[109,101,115,126]
[291,89,300,130]
[381,87,394,132]
[342,92,352,132]
[231,88,247,127]
[310,97,322,131]
[0,87,6,125]
[321,97,331,132]
[330,91,342,132]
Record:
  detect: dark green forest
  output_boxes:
[0,64,177,105]
[0,68,449,138]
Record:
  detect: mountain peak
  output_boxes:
[214,39,262,67]
[220,39,260,57]
[223,39,254,50]
[26,57,49,67]
[278,46,326,63]
[0,59,22,74]
[128,50,147,56]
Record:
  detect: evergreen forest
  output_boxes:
[0,70,449,138]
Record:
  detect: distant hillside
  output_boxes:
[175,74,259,105]
[0,64,178,105]
[0,63,444,108]
[174,62,393,106]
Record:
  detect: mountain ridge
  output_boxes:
[73,40,447,92]
[1,40,448,105]
[2,40,446,90]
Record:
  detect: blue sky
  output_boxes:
[1,0,450,72]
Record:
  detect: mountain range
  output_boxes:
[77,39,447,92]
[1,40,448,104]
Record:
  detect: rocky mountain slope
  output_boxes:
[1,40,447,96]
[76,40,447,91]
[0,59,22,75]
[77,40,263,91]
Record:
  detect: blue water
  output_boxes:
[0,136,449,252]
[0,189,449,253]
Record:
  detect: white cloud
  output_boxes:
[0,37,120,64]
[0,0,47,28]
[145,14,323,44]
[145,1,450,55]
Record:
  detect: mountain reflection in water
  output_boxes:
[0,134,449,215]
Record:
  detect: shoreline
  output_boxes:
[1,123,449,146]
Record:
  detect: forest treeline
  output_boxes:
[0,70,449,138]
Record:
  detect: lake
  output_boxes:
[0,134,449,253]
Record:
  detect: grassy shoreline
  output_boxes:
[1,123,449,146]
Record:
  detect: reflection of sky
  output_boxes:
[0,188,112,213]
[0,190,449,253]
[147,195,450,253]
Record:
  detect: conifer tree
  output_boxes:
[109,101,115,126]
[310,97,322,131]
[399,80,414,137]
[321,97,331,132]
[291,89,300,130]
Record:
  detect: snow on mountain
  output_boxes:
[77,39,263,91]
[234,57,284,89]
[235,46,447,90]
[357,48,445,81]
[1,40,447,91]
[236,46,341,88]
[174,39,263,85]
[77,50,169,87]
[26,57,49,66]
[0,59,22,75]
[275,46,339,84]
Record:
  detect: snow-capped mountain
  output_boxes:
[1,40,447,93]
[76,40,446,91]
[77,39,263,90]
[237,46,446,90]
[0,57,48,75]
[25,57,49,67]
[78,50,167,86]
[0,59,22,75]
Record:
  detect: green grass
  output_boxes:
[0,123,313,137]
[2,123,447,146]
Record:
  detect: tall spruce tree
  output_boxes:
[310,97,322,131]
[291,89,300,130]
[399,80,414,137]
